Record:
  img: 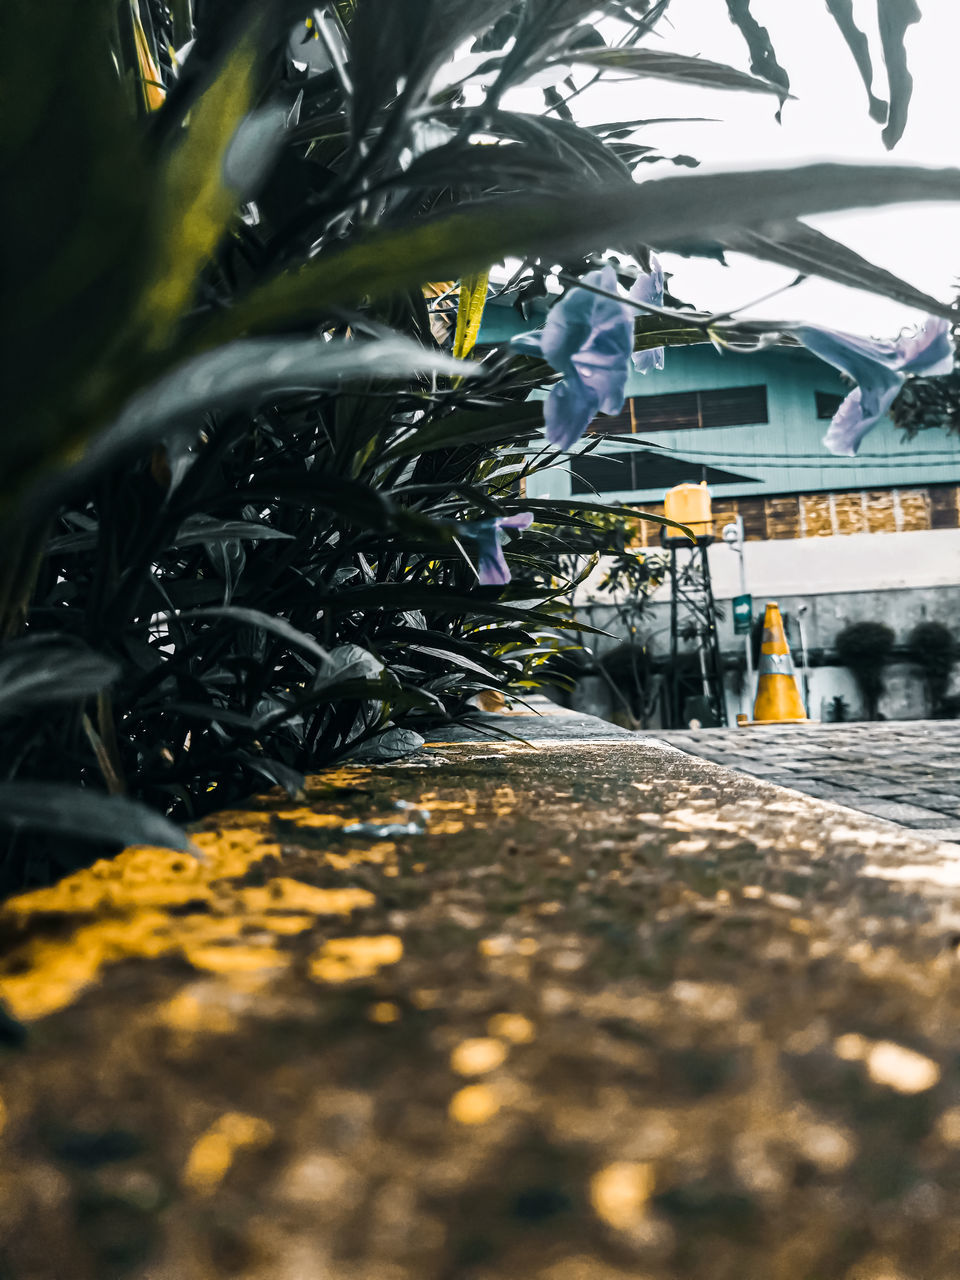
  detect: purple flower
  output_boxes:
[458,512,533,586]
[793,316,954,456]
[510,265,633,449]
[629,254,665,375]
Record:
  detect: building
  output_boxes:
[480,297,960,722]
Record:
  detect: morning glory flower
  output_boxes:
[510,265,634,450]
[793,316,954,456]
[629,253,665,375]
[458,513,533,586]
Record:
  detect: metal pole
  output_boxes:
[698,543,728,727]
[668,545,679,728]
[737,517,753,702]
[796,603,810,717]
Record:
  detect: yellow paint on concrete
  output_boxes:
[303,767,373,790]
[449,1083,501,1125]
[182,943,289,977]
[0,764,392,1022]
[492,786,518,816]
[183,1112,274,1194]
[865,1041,940,1094]
[262,914,316,936]
[0,912,173,1021]
[590,1162,655,1229]
[309,935,403,984]
[450,1037,507,1076]
[0,766,471,1024]
[479,935,539,958]
[324,843,396,871]
[158,987,240,1035]
[936,1106,960,1147]
[271,809,347,829]
[834,1032,869,1061]
[417,798,478,814]
[368,1001,401,1023]
[834,1033,940,1094]
[4,847,211,915]
[488,1012,536,1044]
[237,879,375,917]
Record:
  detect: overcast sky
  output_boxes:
[519,1,960,336]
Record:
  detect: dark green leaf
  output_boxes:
[0,784,193,853]
[200,164,960,343]
[382,402,544,460]
[0,638,119,719]
[552,47,791,97]
[173,516,296,547]
[878,0,922,149]
[174,606,331,665]
[717,220,954,319]
[824,0,887,123]
[724,0,790,105]
[73,337,478,482]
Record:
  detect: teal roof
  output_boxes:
[478,299,960,502]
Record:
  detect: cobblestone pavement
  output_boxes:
[649,720,960,844]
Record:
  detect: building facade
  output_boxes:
[481,299,960,721]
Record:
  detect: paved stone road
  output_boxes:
[650,720,960,844]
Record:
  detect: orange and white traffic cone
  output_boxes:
[752,602,808,723]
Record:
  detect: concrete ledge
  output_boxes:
[2,704,960,1278]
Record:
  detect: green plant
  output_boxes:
[835,621,896,720]
[906,620,957,716]
[0,0,955,887]
[828,694,850,724]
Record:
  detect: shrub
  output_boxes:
[0,0,949,886]
[906,620,957,716]
[835,621,896,720]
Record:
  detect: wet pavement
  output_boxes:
[649,720,960,845]
[3,707,960,1277]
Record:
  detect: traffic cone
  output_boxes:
[752,602,808,723]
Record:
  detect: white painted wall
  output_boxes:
[572,528,960,724]
[703,528,960,600]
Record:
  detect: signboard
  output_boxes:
[732,593,753,635]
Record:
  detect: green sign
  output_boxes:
[732,593,753,635]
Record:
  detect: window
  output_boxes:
[586,406,632,435]
[588,385,768,435]
[816,391,845,419]
[569,450,757,495]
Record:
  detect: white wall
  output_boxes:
[573,528,960,724]
[704,527,960,599]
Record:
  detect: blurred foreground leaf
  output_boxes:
[0,784,193,853]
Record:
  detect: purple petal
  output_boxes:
[895,316,954,375]
[465,521,509,585]
[628,255,665,374]
[794,323,900,380]
[476,539,511,585]
[823,381,902,456]
[544,375,600,450]
[632,345,665,375]
[499,512,534,531]
[457,513,533,586]
[539,264,627,376]
[571,339,630,417]
[629,254,663,307]
[509,329,547,358]
[511,266,635,449]
[794,323,904,441]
